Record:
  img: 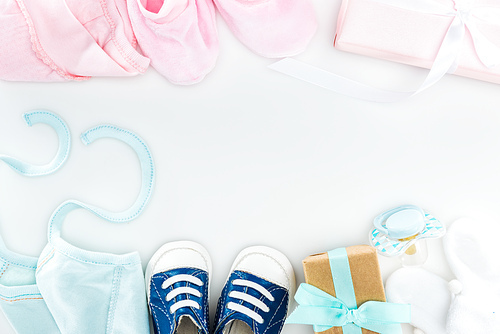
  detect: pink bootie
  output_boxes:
[128,0,219,85]
[213,0,317,58]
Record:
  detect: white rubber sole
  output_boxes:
[145,241,212,302]
[228,245,296,314]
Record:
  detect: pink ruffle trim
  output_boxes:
[14,0,90,81]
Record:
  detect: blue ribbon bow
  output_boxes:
[287,283,411,334]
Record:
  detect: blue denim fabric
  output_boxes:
[149,268,210,334]
[214,271,289,334]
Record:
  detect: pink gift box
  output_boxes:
[334,0,500,84]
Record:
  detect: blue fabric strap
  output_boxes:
[48,125,155,241]
[0,110,69,270]
[0,110,70,176]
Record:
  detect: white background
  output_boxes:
[1,0,500,333]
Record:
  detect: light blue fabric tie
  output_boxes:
[47,124,155,242]
[0,110,70,176]
[0,111,69,334]
[287,248,411,334]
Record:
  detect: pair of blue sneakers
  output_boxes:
[145,242,296,334]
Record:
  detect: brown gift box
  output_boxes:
[302,245,386,334]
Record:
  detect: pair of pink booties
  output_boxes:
[131,0,317,84]
[0,0,317,84]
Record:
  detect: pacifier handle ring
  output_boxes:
[0,110,70,176]
[48,125,155,242]
[373,205,424,236]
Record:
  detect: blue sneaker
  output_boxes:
[214,246,296,334]
[146,241,212,334]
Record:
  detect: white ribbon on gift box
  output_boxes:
[269,0,500,102]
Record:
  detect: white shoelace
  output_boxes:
[162,274,203,314]
[227,279,275,324]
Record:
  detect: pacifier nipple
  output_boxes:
[398,234,419,255]
[401,238,428,267]
[405,243,418,255]
[448,279,463,295]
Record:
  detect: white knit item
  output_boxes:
[386,267,450,334]
[444,218,500,334]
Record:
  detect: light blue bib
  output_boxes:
[36,124,154,334]
[0,112,154,334]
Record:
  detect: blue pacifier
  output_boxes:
[370,205,445,266]
[373,205,426,240]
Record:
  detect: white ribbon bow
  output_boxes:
[378,0,500,68]
[269,0,500,102]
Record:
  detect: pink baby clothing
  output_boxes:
[0,0,150,82]
[1,0,317,83]
[0,0,66,82]
[213,0,317,58]
[127,0,218,85]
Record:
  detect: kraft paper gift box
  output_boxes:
[334,0,500,84]
[303,246,385,334]
[287,245,410,334]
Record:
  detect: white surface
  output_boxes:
[1,0,500,333]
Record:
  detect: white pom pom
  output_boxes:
[448,279,463,295]
[414,328,425,334]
